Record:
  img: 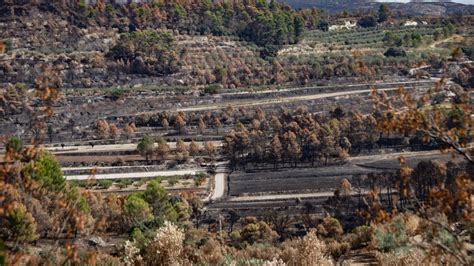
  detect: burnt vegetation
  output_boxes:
[0,0,473,265]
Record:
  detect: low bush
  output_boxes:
[168,177,179,187]
[384,47,406,57]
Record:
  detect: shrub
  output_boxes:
[116,182,128,189]
[294,229,333,265]
[7,136,22,153]
[167,177,179,187]
[384,47,406,57]
[131,228,149,250]
[375,248,427,265]
[230,231,241,241]
[123,240,143,265]
[403,214,420,236]
[318,21,329,32]
[372,217,409,252]
[194,173,207,187]
[28,151,65,192]
[195,238,225,265]
[123,193,153,227]
[106,87,127,101]
[327,240,350,260]
[66,187,90,214]
[358,16,377,28]
[5,203,38,243]
[350,226,373,249]
[204,84,221,95]
[240,221,279,245]
[107,30,179,76]
[98,179,113,189]
[144,221,185,265]
[317,217,343,238]
[96,253,122,265]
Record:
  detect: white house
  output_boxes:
[404,20,418,27]
[329,21,357,31]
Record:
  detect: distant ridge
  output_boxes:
[279,0,474,15]
[279,0,375,10]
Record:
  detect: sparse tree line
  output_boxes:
[134,110,225,136]
[95,119,136,140]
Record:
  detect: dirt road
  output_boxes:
[208,162,229,201]
[211,172,226,200]
[429,34,460,49]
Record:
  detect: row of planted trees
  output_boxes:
[137,135,216,164]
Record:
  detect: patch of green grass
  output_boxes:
[98,179,113,189]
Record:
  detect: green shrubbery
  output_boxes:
[27,151,66,192]
[204,84,221,95]
[98,179,113,189]
[106,87,128,101]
